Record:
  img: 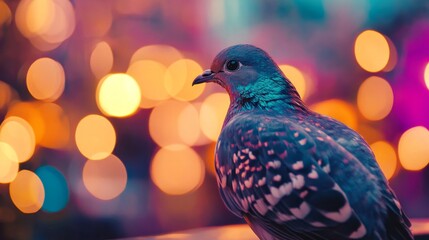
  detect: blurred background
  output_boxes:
[0,0,429,239]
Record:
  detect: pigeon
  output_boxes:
[193,44,413,240]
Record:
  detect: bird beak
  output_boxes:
[192,69,215,86]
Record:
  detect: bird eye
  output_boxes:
[226,60,240,71]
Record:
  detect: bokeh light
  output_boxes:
[151,145,205,195]
[0,1,12,28]
[177,103,204,146]
[188,103,212,146]
[127,60,170,104]
[354,30,391,72]
[279,65,307,99]
[424,62,429,90]
[0,81,14,111]
[37,103,70,149]
[26,58,65,102]
[0,142,19,183]
[6,102,45,144]
[199,93,230,141]
[370,141,397,180]
[357,76,394,121]
[164,59,205,101]
[15,0,76,51]
[9,170,45,214]
[6,102,69,148]
[130,44,183,66]
[0,116,36,163]
[36,166,69,213]
[310,99,358,130]
[149,100,201,146]
[75,114,116,160]
[90,41,114,79]
[96,73,141,117]
[398,126,429,171]
[83,154,127,200]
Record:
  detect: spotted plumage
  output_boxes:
[193,44,413,240]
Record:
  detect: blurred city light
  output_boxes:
[36,166,69,213]
[370,141,397,180]
[0,1,11,29]
[15,0,75,50]
[6,102,45,144]
[151,144,205,195]
[127,60,170,106]
[354,30,391,73]
[177,103,203,146]
[398,126,429,171]
[279,65,308,100]
[310,99,358,130]
[26,58,65,102]
[96,73,141,117]
[0,142,19,183]
[149,100,200,147]
[130,44,183,66]
[6,102,69,149]
[0,81,13,110]
[165,59,205,101]
[75,114,116,160]
[199,93,230,141]
[36,103,70,149]
[90,41,114,79]
[0,116,36,163]
[82,154,127,200]
[9,170,45,214]
[357,76,393,121]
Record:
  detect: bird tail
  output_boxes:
[384,196,414,240]
[386,210,414,240]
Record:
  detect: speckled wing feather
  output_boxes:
[215,111,377,240]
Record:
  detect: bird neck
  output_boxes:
[224,86,308,126]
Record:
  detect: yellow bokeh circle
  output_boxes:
[199,93,230,141]
[26,57,65,102]
[354,30,390,73]
[10,170,45,213]
[310,99,358,130]
[75,114,116,160]
[151,145,205,195]
[357,76,394,121]
[96,73,141,117]
[370,141,397,180]
[398,126,429,171]
[0,116,36,163]
[0,142,19,183]
[164,59,205,101]
[279,65,307,99]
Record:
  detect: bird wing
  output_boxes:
[216,112,372,239]
[311,114,413,240]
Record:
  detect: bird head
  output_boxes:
[193,44,305,111]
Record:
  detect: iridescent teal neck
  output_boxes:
[223,74,308,125]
